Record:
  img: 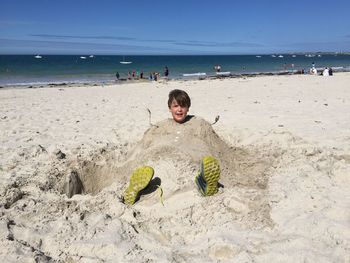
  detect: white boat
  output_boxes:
[216,71,231,76]
[271,55,276,57]
[120,61,132,64]
[256,55,261,58]
[34,55,42,59]
[80,56,87,59]
[292,55,296,57]
[278,55,284,58]
[183,72,206,77]
[120,56,132,64]
[89,55,94,58]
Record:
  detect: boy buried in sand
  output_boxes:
[122,89,221,205]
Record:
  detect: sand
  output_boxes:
[0,73,350,262]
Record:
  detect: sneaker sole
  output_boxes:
[123,166,154,205]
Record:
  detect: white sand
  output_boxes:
[0,73,349,262]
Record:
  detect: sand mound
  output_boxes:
[1,116,281,262]
[63,116,276,198]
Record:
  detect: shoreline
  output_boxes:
[1,67,350,90]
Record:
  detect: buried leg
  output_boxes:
[123,166,154,205]
[195,156,221,196]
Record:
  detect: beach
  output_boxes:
[1,73,349,262]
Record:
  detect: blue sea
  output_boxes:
[1,54,350,86]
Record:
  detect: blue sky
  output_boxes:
[1,0,349,55]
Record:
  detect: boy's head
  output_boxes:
[168,89,191,123]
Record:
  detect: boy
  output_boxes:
[168,89,191,123]
[122,89,221,205]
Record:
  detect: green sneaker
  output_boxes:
[195,156,220,196]
[123,166,154,205]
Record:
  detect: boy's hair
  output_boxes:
[168,89,191,108]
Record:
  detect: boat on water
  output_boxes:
[256,55,262,58]
[278,55,284,58]
[89,55,94,58]
[216,71,231,76]
[271,55,276,57]
[183,72,206,77]
[120,56,132,64]
[34,55,42,59]
[292,55,296,57]
[80,56,87,59]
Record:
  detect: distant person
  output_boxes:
[312,62,315,68]
[115,72,120,80]
[214,65,221,72]
[329,67,333,76]
[323,67,329,76]
[140,71,144,79]
[310,67,317,75]
[164,66,169,77]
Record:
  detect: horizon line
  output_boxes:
[1,51,349,56]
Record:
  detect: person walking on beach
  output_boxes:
[115,72,120,80]
[323,67,329,76]
[164,66,169,78]
[329,67,333,76]
[122,89,221,205]
[214,65,221,72]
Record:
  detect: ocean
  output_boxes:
[1,54,350,86]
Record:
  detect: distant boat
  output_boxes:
[317,54,322,57]
[120,61,132,64]
[216,71,231,76]
[256,55,262,58]
[80,56,87,59]
[271,55,276,58]
[34,55,42,59]
[292,55,296,57]
[278,55,284,58]
[89,55,94,58]
[183,72,206,77]
[120,56,132,64]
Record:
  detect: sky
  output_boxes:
[1,0,350,55]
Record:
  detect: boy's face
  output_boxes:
[169,99,189,123]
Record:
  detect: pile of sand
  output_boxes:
[1,116,277,262]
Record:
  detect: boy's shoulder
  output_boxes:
[150,116,212,132]
[155,115,205,126]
